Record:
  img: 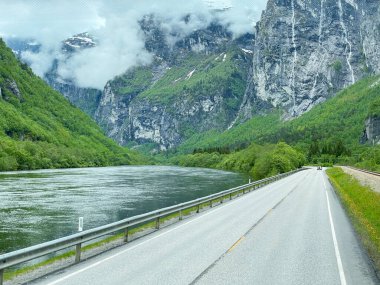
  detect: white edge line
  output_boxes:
[46,172,305,285]
[322,174,347,285]
[46,203,228,285]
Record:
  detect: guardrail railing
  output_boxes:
[0,168,304,284]
[345,166,380,177]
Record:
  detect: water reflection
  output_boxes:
[0,165,246,254]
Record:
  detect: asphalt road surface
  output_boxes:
[32,168,379,285]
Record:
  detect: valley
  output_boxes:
[0,0,380,283]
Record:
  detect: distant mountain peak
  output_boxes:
[62,32,96,52]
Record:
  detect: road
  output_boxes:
[32,168,379,285]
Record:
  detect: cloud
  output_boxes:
[0,0,268,90]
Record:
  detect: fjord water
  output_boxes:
[0,165,246,254]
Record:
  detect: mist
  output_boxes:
[0,0,267,90]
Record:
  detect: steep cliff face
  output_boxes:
[360,0,380,75]
[7,2,380,152]
[249,0,379,117]
[95,1,380,150]
[361,116,380,145]
[95,24,257,150]
[44,33,102,117]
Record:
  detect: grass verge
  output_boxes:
[326,167,380,275]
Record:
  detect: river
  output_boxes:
[0,165,246,254]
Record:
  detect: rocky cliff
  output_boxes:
[361,116,380,145]
[95,22,257,150]
[246,0,380,118]
[44,33,102,117]
[95,1,380,150]
[7,2,380,152]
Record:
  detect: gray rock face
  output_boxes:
[95,32,252,150]
[95,1,380,150]
[44,33,101,117]
[7,3,380,151]
[94,25,255,150]
[45,72,101,117]
[362,116,380,145]
[248,0,380,118]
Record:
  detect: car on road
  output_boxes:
[317,166,323,170]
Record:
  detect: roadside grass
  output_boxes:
[326,167,380,273]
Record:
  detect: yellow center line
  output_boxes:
[227,236,245,253]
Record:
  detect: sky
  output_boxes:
[0,0,268,90]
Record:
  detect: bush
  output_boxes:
[173,142,305,181]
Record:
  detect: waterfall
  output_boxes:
[337,0,355,84]
[291,0,297,113]
[310,0,327,97]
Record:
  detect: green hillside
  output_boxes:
[112,47,249,106]
[0,39,140,171]
[139,49,247,106]
[177,76,380,152]
[168,76,380,171]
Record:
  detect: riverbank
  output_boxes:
[3,184,249,284]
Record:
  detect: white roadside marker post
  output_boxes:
[75,217,84,263]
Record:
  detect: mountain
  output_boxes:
[248,0,380,118]
[44,32,102,117]
[171,75,380,171]
[95,20,257,151]
[94,1,380,151]
[177,75,380,151]
[0,39,138,171]
[6,33,102,118]
[7,1,380,153]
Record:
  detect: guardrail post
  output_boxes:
[179,210,183,221]
[210,200,213,208]
[229,193,232,200]
[196,204,200,213]
[75,243,81,263]
[155,217,160,229]
[0,269,4,285]
[124,227,129,243]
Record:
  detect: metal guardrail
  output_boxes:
[0,168,304,284]
[346,166,380,177]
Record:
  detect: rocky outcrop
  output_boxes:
[7,79,22,99]
[43,33,101,116]
[247,0,379,118]
[95,39,255,150]
[45,72,101,117]
[0,79,23,101]
[7,3,380,151]
[361,116,380,145]
[95,1,380,150]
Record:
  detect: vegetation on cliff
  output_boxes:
[171,142,305,180]
[169,76,380,171]
[0,39,140,171]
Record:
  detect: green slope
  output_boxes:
[175,76,380,152]
[112,48,249,105]
[104,47,252,150]
[168,75,380,171]
[138,49,247,106]
[0,39,139,171]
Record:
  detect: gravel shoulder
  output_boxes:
[340,166,380,193]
